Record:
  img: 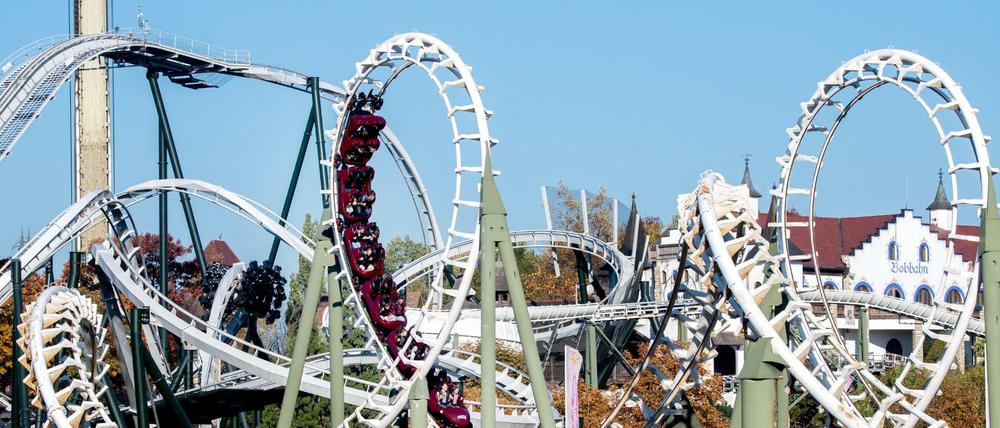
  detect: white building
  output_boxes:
[652,165,980,378]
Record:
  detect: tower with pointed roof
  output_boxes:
[927,170,951,230]
[742,156,761,216]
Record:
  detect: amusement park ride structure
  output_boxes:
[0,24,996,428]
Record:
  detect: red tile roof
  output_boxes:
[204,239,240,265]
[929,224,980,264]
[757,211,978,271]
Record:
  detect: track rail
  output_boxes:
[774,49,990,427]
[0,31,443,251]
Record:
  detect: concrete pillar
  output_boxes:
[912,322,924,361]
[957,335,966,372]
[74,0,110,249]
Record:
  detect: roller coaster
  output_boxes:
[0,25,995,428]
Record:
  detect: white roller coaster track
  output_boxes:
[773,49,990,427]
[693,172,954,427]
[0,31,443,250]
[0,179,552,426]
[18,286,115,428]
[1,176,987,427]
[322,32,499,427]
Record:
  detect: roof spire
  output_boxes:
[742,154,761,198]
[927,169,950,211]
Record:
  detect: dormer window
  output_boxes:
[918,243,930,263]
[888,241,899,261]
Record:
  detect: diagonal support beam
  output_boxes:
[147,71,207,280]
[276,213,334,427]
[267,111,315,265]
[479,151,556,428]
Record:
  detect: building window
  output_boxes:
[888,241,899,261]
[823,281,838,290]
[886,338,903,356]
[915,285,934,305]
[884,283,904,300]
[918,243,930,262]
[854,282,872,293]
[945,287,964,304]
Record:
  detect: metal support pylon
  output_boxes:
[11,260,28,428]
[267,110,316,265]
[479,152,556,428]
[409,376,429,428]
[479,230,497,427]
[980,175,1000,427]
[327,258,345,425]
[733,195,789,428]
[277,212,335,428]
[858,306,869,364]
[147,71,208,281]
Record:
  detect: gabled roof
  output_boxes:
[204,239,240,265]
[757,211,980,270]
[758,212,895,271]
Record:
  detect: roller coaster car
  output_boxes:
[347,112,386,139]
[338,189,376,223]
[348,242,385,280]
[338,166,375,192]
[361,285,406,331]
[338,135,381,166]
[344,221,379,246]
[428,381,471,427]
[385,328,428,378]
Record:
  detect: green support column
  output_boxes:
[678,318,688,342]
[980,176,1000,427]
[11,260,29,428]
[741,376,777,427]
[585,323,598,388]
[308,77,330,208]
[152,89,170,358]
[277,220,334,428]
[732,283,787,428]
[591,324,637,377]
[67,252,83,288]
[480,152,555,428]
[408,376,429,428]
[44,259,53,284]
[573,250,589,304]
[326,260,344,426]
[131,307,150,428]
[479,236,497,427]
[858,306,870,364]
[147,71,207,280]
[140,340,193,428]
[267,111,315,265]
[185,345,194,390]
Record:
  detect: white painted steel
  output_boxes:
[325,32,497,427]
[775,49,990,426]
[19,286,115,428]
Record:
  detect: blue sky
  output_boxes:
[2,1,998,272]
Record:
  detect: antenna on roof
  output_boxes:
[904,175,909,210]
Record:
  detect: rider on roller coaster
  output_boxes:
[337,91,470,426]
